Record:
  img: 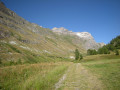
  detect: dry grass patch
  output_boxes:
[0,62,70,90]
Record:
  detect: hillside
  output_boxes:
[0,1,103,62]
[52,27,104,50]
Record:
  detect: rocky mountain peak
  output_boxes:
[75,32,94,40]
[51,27,105,50]
[52,27,68,33]
[52,27,93,39]
[52,27,74,35]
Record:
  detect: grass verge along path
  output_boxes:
[0,62,70,90]
[57,63,103,90]
[82,58,120,90]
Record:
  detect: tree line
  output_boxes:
[87,35,120,55]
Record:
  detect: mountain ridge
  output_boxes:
[0,1,104,62]
[52,27,105,50]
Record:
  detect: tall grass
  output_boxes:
[0,62,69,90]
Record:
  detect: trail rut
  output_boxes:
[55,63,104,90]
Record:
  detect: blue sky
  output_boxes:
[3,0,120,44]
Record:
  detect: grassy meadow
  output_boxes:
[0,54,120,90]
[81,55,120,90]
[0,62,70,90]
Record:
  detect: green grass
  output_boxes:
[24,65,68,90]
[2,42,21,53]
[81,55,120,90]
[0,54,71,67]
[0,44,71,67]
[0,62,69,90]
[45,37,57,46]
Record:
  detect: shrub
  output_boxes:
[9,60,15,66]
[115,50,119,55]
[17,59,22,64]
[80,54,83,60]
[75,49,79,60]
[87,49,97,55]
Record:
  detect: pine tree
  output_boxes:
[75,49,79,60]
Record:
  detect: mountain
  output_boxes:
[52,27,104,50]
[0,1,104,62]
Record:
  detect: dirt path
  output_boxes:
[55,63,103,90]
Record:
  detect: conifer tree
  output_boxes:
[75,49,79,60]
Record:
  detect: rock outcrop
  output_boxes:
[52,27,104,50]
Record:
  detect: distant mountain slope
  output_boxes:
[52,27,104,50]
[0,1,103,61]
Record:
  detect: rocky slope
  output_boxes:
[0,1,104,62]
[52,27,104,50]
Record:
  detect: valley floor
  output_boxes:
[0,55,120,90]
[56,56,120,90]
[55,63,103,90]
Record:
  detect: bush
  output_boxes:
[17,59,22,64]
[87,49,97,55]
[98,47,110,54]
[80,54,83,60]
[9,60,15,66]
[115,50,119,55]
